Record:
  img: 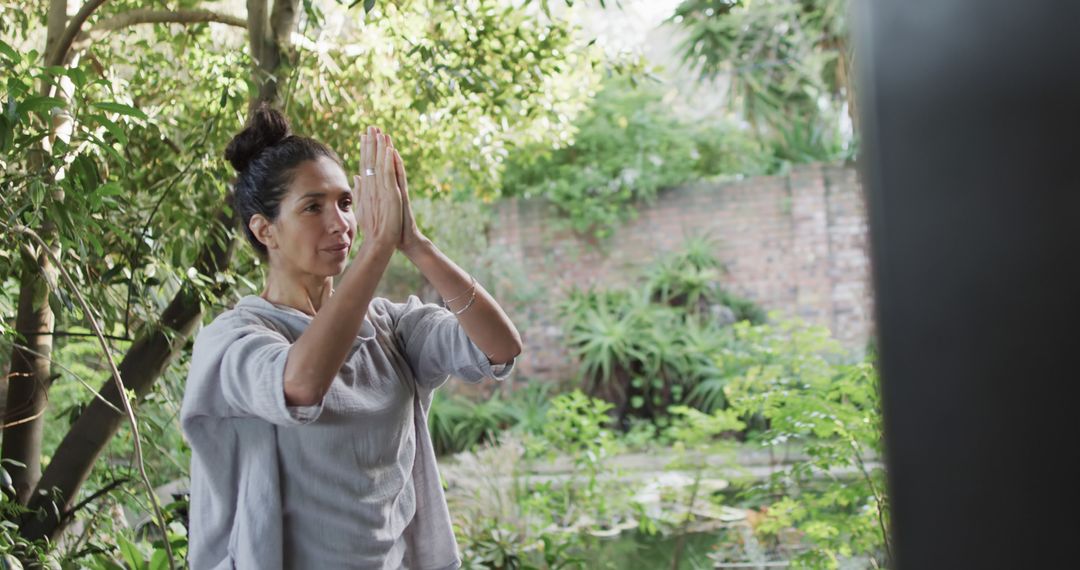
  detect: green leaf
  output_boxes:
[89,113,129,145]
[67,66,87,87]
[148,549,169,570]
[84,230,104,257]
[83,130,125,165]
[0,116,11,151]
[348,0,375,12]
[30,179,45,209]
[117,535,146,570]
[17,95,66,115]
[0,40,20,64]
[96,182,124,197]
[91,101,148,121]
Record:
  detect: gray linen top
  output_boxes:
[180,295,513,570]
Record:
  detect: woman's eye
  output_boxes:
[340,199,353,211]
[305,203,319,213]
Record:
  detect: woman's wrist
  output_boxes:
[401,235,434,260]
[360,233,399,256]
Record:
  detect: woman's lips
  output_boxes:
[324,243,350,256]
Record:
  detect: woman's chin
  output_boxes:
[304,261,345,279]
[315,250,350,276]
[329,259,349,276]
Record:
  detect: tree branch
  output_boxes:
[71,9,248,53]
[60,477,130,525]
[48,0,110,68]
[22,331,132,342]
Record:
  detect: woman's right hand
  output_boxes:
[353,126,402,249]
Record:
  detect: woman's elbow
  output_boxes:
[498,334,524,365]
[283,376,325,407]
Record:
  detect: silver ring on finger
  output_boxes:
[364,168,376,177]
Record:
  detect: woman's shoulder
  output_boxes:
[197,297,282,342]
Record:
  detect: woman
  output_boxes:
[180,104,522,570]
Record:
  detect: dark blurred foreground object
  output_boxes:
[854,1,1080,569]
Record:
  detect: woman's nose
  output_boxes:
[326,208,347,233]
[328,208,349,234]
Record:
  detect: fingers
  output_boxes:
[359,134,367,171]
[374,131,387,190]
[358,133,370,203]
[393,150,407,195]
[383,135,397,184]
[360,127,378,192]
[361,129,375,172]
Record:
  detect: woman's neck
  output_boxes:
[260,267,334,316]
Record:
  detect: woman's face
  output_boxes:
[254,156,356,278]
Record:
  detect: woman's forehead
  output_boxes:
[288,156,349,197]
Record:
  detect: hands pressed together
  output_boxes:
[352,126,426,254]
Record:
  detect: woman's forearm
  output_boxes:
[283,238,396,406]
[403,238,523,365]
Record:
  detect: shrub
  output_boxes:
[558,238,763,425]
[723,323,890,568]
[502,77,770,239]
[428,380,558,457]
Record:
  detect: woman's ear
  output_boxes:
[249,214,276,250]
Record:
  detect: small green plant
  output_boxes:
[663,406,745,570]
[1,461,52,567]
[454,392,641,569]
[529,391,618,523]
[724,323,890,569]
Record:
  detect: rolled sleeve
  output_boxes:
[391,295,517,390]
[217,322,324,426]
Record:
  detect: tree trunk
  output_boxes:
[1,247,58,504]
[0,0,69,505]
[18,0,300,543]
[248,0,300,105]
[20,209,236,542]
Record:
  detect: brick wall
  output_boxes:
[488,163,873,381]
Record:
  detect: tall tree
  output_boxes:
[8,0,305,542]
[2,0,76,505]
[669,0,855,162]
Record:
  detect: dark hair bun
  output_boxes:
[224,103,291,172]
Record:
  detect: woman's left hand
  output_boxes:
[391,146,428,254]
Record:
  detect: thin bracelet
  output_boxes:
[443,275,477,305]
[451,289,477,315]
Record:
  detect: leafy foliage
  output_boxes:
[723,324,890,568]
[428,381,555,457]
[502,77,770,238]
[284,0,610,203]
[669,0,855,168]
[453,391,637,569]
[558,237,764,424]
